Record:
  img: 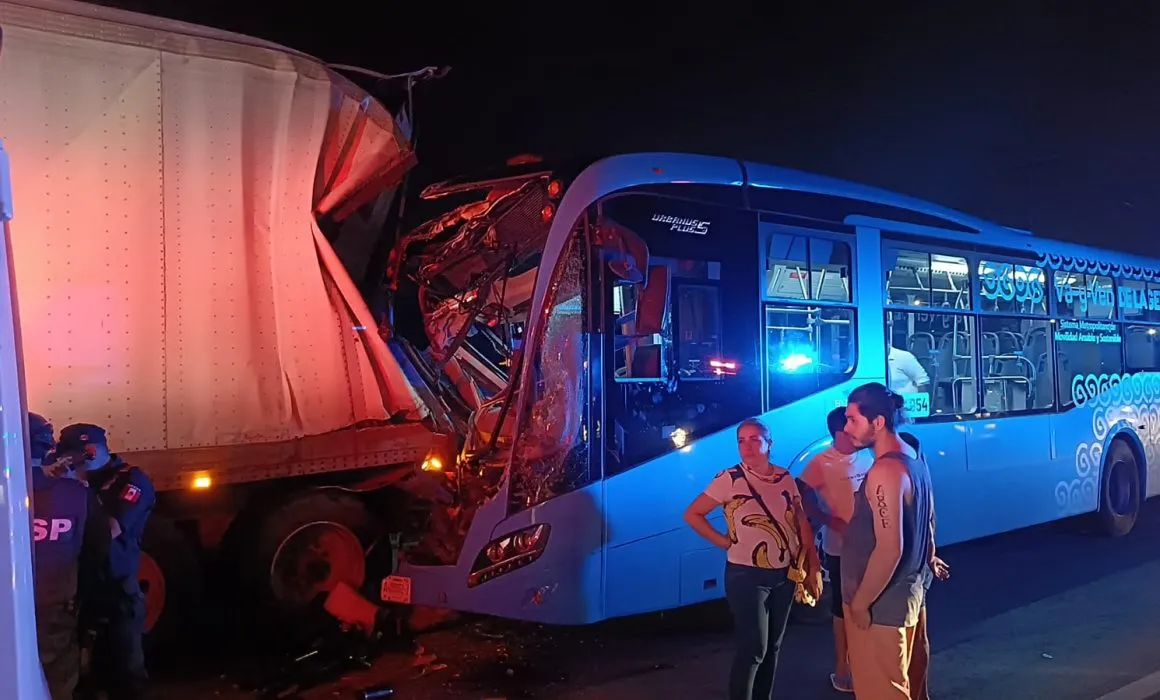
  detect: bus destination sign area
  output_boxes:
[1053,319,1123,345]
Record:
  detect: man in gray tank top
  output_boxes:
[839,383,935,699]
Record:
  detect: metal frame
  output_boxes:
[1,133,52,698]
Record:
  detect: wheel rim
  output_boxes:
[269,521,366,607]
[1109,458,1136,516]
[139,552,166,634]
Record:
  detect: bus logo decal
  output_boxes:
[651,213,710,236]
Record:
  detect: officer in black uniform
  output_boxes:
[29,412,110,700]
[55,423,155,700]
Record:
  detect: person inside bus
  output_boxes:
[798,407,874,694]
[683,417,821,700]
[840,383,934,699]
[887,339,930,395]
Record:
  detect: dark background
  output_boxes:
[93,0,1160,255]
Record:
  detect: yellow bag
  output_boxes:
[787,495,823,606]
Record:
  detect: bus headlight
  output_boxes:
[468,523,551,588]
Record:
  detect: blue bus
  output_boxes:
[386,152,1157,625]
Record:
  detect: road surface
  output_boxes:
[159,500,1160,699]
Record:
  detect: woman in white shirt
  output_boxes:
[684,418,821,700]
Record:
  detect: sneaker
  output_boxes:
[830,673,854,693]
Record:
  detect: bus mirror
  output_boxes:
[597,216,649,285]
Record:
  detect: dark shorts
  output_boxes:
[827,553,843,618]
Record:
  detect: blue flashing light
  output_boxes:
[778,353,814,372]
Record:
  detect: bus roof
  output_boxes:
[733,156,1160,277]
[425,151,1160,281]
[739,159,1029,239]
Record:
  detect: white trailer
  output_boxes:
[0,0,453,650]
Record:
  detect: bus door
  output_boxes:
[962,258,1057,536]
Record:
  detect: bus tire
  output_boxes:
[1097,438,1141,538]
[249,490,382,616]
[140,516,203,657]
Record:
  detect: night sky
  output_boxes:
[94,1,1160,256]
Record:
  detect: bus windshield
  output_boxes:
[385,166,563,563]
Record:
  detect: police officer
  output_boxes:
[29,413,110,700]
[55,423,155,700]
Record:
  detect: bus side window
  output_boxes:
[764,304,855,408]
[1124,325,1160,373]
[977,316,1054,413]
[1056,324,1124,406]
[886,310,977,418]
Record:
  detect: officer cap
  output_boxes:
[56,423,108,454]
[27,413,56,460]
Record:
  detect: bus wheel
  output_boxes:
[140,516,203,657]
[1097,439,1141,538]
[254,490,381,612]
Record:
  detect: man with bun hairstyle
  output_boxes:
[839,383,935,699]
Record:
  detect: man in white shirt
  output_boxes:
[888,342,930,394]
[799,407,875,693]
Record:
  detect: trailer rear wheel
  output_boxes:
[140,516,203,656]
[253,490,381,611]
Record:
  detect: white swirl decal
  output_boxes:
[1057,372,1160,517]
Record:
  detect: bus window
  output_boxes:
[1124,324,1160,372]
[764,304,855,407]
[509,225,594,511]
[977,316,1055,413]
[1054,317,1123,406]
[764,232,852,303]
[675,284,723,380]
[886,310,977,417]
[1053,272,1115,320]
[1118,280,1160,323]
[886,250,970,310]
[600,190,761,476]
[978,261,1048,315]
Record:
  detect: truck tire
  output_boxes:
[1097,439,1141,537]
[249,490,382,614]
[140,516,203,656]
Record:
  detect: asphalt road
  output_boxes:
[158,499,1160,700]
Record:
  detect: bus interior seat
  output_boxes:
[981,332,999,357]
[600,216,650,285]
[637,265,670,336]
[908,332,936,357]
[955,379,979,413]
[623,264,671,380]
